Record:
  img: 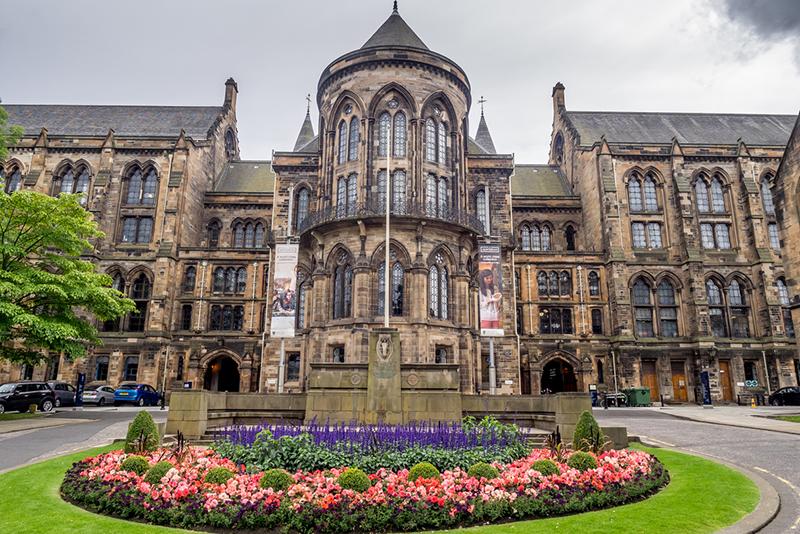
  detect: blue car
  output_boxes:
[114,383,161,407]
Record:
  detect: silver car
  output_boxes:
[81,384,116,406]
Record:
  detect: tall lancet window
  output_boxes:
[378,112,390,157]
[348,117,359,161]
[393,111,406,157]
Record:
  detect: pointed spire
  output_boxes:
[474,98,496,154]
[361,4,428,50]
[393,0,398,14]
[293,97,316,152]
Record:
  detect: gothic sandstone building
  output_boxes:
[2,6,799,405]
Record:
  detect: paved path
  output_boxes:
[595,407,800,533]
[0,406,168,473]
[640,404,800,434]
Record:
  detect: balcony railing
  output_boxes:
[297,199,485,235]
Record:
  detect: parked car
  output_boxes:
[114,383,161,407]
[47,381,76,408]
[0,381,56,414]
[768,387,800,406]
[82,384,116,406]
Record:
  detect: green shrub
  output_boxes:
[259,468,294,491]
[144,461,173,484]
[408,462,440,482]
[567,451,598,472]
[204,467,235,485]
[572,410,605,453]
[119,455,150,475]
[467,462,499,480]
[124,410,160,453]
[337,467,371,492]
[532,459,560,476]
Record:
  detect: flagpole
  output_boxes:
[384,118,391,328]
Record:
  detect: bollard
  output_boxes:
[750,396,756,408]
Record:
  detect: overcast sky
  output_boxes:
[1,0,799,163]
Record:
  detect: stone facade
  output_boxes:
[3,7,800,405]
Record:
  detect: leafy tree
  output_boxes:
[0,104,23,162]
[0,189,136,365]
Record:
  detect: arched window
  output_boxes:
[377,256,405,317]
[476,188,488,234]
[103,273,126,331]
[3,166,22,193]
[233,223,245,248]
[378,112,390,157]
[437,122,447,165]
[236,267,247,294]
[125,166,158,205]
[208,221,221,248]
[225,267,236,293]
[128,274,151,332]
[706,279,727,337]
[296,282,308,329]
[254,223,265,248]
[628,176,643,212]
[541,226,551,251]
[338,120,348,164]
[657,280,679,337]
[392,170,406,213]
[521,224,531,251]
[596,358,605,381]
[125,168,143,204]
[591,309,603,335]
[429,253,449,319]
[75,167,90,205]
[565,225,576,251]
[95,356,109,381]
[559,271,572,296]
[588,271,600,296]
[537,271,548,297]
[425,175,448,217]
[180,304,193,330]
[295,187,310,231]
[182,266,196,293]
[244,223,255,248]
[761,176,775,216]
[348,117,359,161]
[777,278,795,337]
[531,225,542,251]
[213,267,225,293]
[553,133,564,165]
[695,178,710,213]
[632,279,654,337]
[393,111,406,157]
[225,129,236,159]
[58,168,75,195]
[728,280,750,338]
[548,271,559,296]
[711,177,725,213]
[425,120,437,162]
[332,253,353,319]
[643,174,658,211]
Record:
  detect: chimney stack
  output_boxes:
[224,78,238,111]
[552,82,565,112]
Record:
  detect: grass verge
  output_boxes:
[0,412,43,421]
[0,444,758,534]
[775,415,800,423]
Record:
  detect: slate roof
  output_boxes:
[565,111,797,146]
[4,104,224,139]
[467,137,488,155]
[474,114,496,154]
[293,111,316,152]
[215,161,274,194]
[361,8,429,51]
[511,165,574,197]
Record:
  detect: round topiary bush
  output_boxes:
[337,467,371,492]
[119,455,150,475]
[204,467,235,485]
[408,462,441,482]
[144,461,174,485]
[532,459,560,476]
[124,411,160,453]
[467,462,499,480]
[259,468,294,491]
[567,451,598,472]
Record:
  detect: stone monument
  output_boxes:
[366,328,402,424]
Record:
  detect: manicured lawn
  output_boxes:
[0,444,758,534]
[0,412,43,421]
[775,415,800,423]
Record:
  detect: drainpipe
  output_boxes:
[762,350,772,395]
[611,349,619,395]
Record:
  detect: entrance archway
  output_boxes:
[203,355,240,392]
[541,358,577,393]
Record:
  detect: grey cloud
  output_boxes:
[721,0,800,37]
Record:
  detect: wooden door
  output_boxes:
[671,361,688,402]
[719,360,733,402]
[641,360,660,400]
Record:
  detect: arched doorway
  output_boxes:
[541,358,577,394]
[203,355,240,392]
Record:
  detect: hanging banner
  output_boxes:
[270,243,299,338]
[478,243,504,337]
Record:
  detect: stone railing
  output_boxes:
[297,199,485,235]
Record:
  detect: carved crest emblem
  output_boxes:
[377,334,393,361]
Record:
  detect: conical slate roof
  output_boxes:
[361,4,429,50]
[293,110,316,151]
[475,113,497,154]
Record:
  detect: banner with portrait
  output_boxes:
[270,243,299,338]
[478,243,504,337]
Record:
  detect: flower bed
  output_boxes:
[61,446,668,533]
[213,420,531,472]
